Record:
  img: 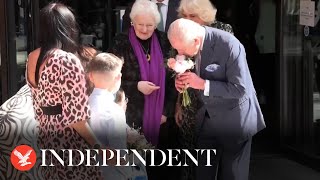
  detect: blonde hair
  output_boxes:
[87,53,123,73]
[177,0,217,25]
[130,0,161,25]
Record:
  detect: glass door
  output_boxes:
[0,41,2,104]
[311,17,320,155]
[40,0,113,51]
[280,0,305,151]
[16,0,30,88]
[280,0,320,157]
[0,0,7,103]
[1,0,37,100]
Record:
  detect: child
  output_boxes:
[114,89,149,179]
[114,88,128,112]
[87,53,129,180]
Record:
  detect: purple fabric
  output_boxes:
[128,27,166,145]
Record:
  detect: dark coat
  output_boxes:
[107,30,177,128]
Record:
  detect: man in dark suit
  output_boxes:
[122,0,180,32]
[168,18,266,180]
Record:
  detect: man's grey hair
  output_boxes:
[168,18,203,45]
[130,0,161,25]
[177,0,217,25]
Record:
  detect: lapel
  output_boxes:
[165,0,179,32]
[200,26,217,78]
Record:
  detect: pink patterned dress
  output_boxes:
[27,49,101,179]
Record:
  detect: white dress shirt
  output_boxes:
[89,88,131,179]
[89,88,127,149]
[151,0,169,30]
[196,27,210,96]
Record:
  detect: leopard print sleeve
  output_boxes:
[59,52,90,126]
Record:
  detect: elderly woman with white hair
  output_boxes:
[108,0,177,148]
[178,0,233,34]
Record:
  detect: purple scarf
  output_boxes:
[129,27,166,146]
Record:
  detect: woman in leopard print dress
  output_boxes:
[26,3,101,179]
[176,0,234,179]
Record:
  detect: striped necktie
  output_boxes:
[157,2,164,31]
[195,51,202,76]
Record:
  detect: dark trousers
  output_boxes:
[147,118,180,180]
[196,135,252,180]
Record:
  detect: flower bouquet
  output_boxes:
[126,126,154,153]
[167,55,195,107]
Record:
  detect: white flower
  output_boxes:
[168,55,194,74]
[176,55,186,62]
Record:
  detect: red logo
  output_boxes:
[10,145,36,171]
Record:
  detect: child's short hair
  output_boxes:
[87,53,123,73]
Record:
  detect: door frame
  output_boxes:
[278,0,320,170]
[0,0,14,103]
[0,0,39,103]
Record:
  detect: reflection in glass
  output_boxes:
[15,0,28,89]
[281,0,304,147]
[0,43,2,103]
[281,0,320,156]
[78,0,107,50]
[312,31,320,155]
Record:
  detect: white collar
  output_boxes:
[151,0,169,6]
[199,26,206,51]
[91,88,115,101]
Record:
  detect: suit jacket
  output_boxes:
[196,26,265,141]
[122,0,180,32]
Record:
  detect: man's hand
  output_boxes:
[177,72,205,90]
[137,81,160,95]
[175,76,185,93]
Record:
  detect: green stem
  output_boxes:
[182,89,191,107]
